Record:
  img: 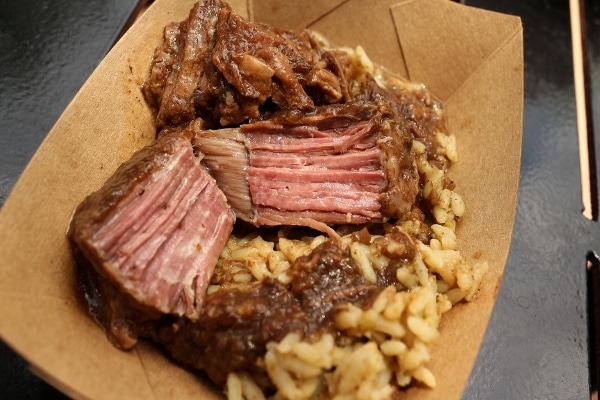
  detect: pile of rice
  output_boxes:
[206,44,489,400]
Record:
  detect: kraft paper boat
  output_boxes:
[0,0,523,398]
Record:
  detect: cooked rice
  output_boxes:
[213,40,489,400]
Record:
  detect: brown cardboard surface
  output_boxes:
[0,0,523,399]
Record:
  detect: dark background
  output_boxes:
[0,1,137,398]
[0,0,598,398]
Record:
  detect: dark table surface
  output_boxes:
[1,0,599,398]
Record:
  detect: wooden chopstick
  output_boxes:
[570,0,597,221]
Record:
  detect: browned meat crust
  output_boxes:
[142,0,353,130]
[69,128,235,347]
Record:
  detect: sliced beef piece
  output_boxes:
[143,0,352,130]
[154,240,382,388]
[191,100,419,234]
[69,127,236,347]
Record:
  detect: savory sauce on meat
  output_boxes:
[155,240,386,387]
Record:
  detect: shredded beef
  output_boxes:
[142,0,352,130]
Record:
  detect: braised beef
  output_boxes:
[72,0,453,390]
[189,126,254,222]
[142,21,184,114]
[157,280,305,387]
[142,0,352,130]
[359,75,448,169]
[69,127,236,347]
[155,240,383,387]
[142,0,446,232]
[192,100,420,234]
[289,240,382,332]
[75,252,164,350]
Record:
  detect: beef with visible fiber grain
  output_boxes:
[142,0,352,130]
[192,100,419,235]
[69,128,235,348]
